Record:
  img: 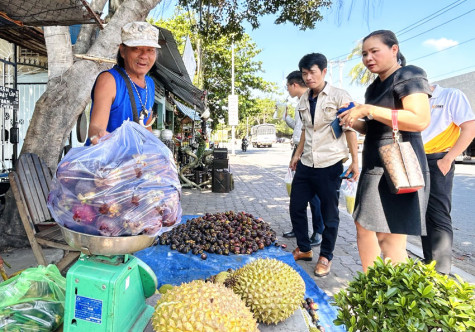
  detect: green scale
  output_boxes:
[60,226,158,332]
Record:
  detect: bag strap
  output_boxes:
[114,66,140,124]
[391,109,400,143]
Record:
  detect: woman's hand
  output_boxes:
[338,102,372,128]
[337,102,370,134]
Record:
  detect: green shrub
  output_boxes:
[333,257,475,332]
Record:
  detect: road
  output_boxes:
[227,140,475,276]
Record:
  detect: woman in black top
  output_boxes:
[339,30,431,272]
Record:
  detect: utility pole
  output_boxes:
[328,60,346,88]
[228,42,238,155]
[231,43,235,155]
[246,116,249,137]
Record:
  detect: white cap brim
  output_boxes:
[123,40,161,48]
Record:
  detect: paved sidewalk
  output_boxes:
[181,152,475,297]
[181,154,363,297]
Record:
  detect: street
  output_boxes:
[227,141,475,277]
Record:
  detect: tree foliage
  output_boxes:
[178,0,332,40]
[347,40,376,86]
[153,8,274,129]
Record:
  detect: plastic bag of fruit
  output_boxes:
[47,120,182,237]
[341,179,357,215]
[0,264,66,332]
[285,168,294,196]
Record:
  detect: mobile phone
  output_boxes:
[337,102,355,115]
[340,169,354,179]
[332,102,356,139]
[331,118,343,139]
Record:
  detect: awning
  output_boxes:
[174,99,201,121]
[0,0,101,28]
[0,26,46,56]
[153,63,205,111]
[151,26,205,111]
[0,0,102,55]
[157,28,191,83]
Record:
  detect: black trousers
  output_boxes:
[290,160,342,258]
[421,152,455,274]
[291,147,324,235]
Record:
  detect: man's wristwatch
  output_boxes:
[367,109,374,120]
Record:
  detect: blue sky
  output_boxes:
[152,0,475,102]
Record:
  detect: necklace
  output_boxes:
[123,69,156,128]
[124,70,148,112]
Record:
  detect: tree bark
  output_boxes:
[0,0,161,251]
[44,26,74,79]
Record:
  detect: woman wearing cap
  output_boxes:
[87,21,160,145]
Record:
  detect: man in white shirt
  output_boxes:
[422,84,475,274]
[290,53,359,277]
[283,71,323,247]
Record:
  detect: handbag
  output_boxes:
[378,109,425,194]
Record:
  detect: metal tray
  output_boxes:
[59,225,155,256]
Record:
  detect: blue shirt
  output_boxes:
[86,66,154,145]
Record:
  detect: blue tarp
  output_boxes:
[135,215,346,332]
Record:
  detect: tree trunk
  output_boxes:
[196,38,203,89]
[44,26,74,79]
[21,0,161,170]
[73,0,109,55]
[0,0,161,250]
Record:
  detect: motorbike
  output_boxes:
[241,138,249,152]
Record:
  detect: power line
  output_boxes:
[396,0,467,36]
[400,9,475,43]
[329,0,470,61]
[409,36,475,62]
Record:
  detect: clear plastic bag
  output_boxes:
[341,180,357,214]
[47,121,182,237]
[0,265,66,332]
[285,168,294,196]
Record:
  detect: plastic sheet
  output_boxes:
[0,265,66,332]
[47,121,182,237]
[135,215,346,332]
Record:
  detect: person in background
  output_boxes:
[283,70,323,247]
[87,21,159,145]
[421,84,475,274]
[339,30,431,272]
[290,53,359,277]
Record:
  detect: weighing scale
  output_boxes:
[60,226,158,332]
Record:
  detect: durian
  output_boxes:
[151,280,259,332]
[226,258,305,325]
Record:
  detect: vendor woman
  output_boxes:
[87,21,159,145]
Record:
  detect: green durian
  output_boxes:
[158,284,173,294]
[151,280,259,332]
[227,258,305,324]
[214,271,230,284]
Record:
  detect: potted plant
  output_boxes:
[333,257,475,331]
